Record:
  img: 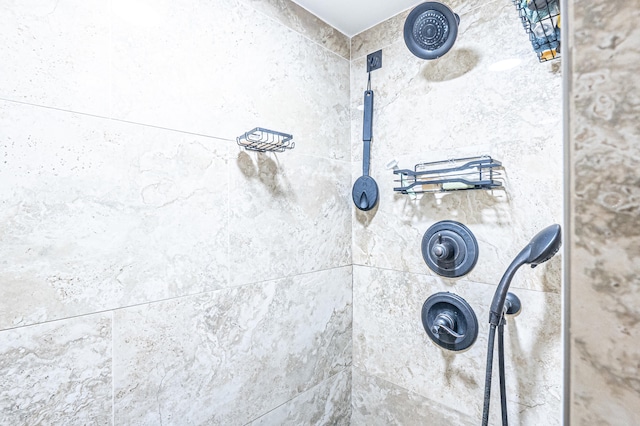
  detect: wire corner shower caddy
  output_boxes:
[512,0,561,62]
[393,156,503,195]
[237,127,294,153]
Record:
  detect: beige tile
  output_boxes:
[229,150,351,286]
[351,139,562,293]
[353,266,561,425]
[0,0,111,114]
[113,267,352,425]
[250,370,351,425]
[352,367,475,426]
[0,101,228,329]
[110,0,350,161]
[0,313,112,425]
[350,1,560,164]
[240,0,350,59]
[350,0,562,294]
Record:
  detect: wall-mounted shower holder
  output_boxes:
[504,292,522,316]
[236,127,294,153]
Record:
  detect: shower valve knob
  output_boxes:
[432,324,464,339]
[432,236,455,260]
[431,312,464,339]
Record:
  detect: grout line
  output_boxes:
[0,97,353,164]
[242,368,350,425]
[350,263,562,295]
[233,0,350,63]
[354,369,472,419]
[560,0,571,421]
[227,145,231,297]
[0,97,235,143]
[0,264,354,333]
[111,310,115,426]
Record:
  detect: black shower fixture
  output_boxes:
[481,224,562,426]
[488,223,561,326]
[404,2,460,60]
[422,292,478,352]
[422,220,478,278]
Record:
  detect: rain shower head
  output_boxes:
[404,2,460,60]
[489,224,561,325]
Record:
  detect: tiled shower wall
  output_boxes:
[568,0,640,424]
[349,1,563,425]
[0,0,353,424]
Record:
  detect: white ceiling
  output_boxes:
[290,0,425,37]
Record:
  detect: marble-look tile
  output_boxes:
[351,367,475,426]
[110,0,350,161]
[569,0,640,423]
[0,101,228,329]
[0,0,110,115]
[250,370,351,425]
[240,0,350,59]
[353,266,561,425]
[229,150,351,286]
[113,267,352,425]
[0,313,112,425]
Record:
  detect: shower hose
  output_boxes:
[481,319,509,426]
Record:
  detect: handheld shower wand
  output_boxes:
[489,224,562,326]
[482,224,562,426]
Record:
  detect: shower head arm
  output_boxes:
[489,246,530,326]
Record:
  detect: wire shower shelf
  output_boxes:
[237,127,294,153]
[394,156,503,194]
[512,0,561,62]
